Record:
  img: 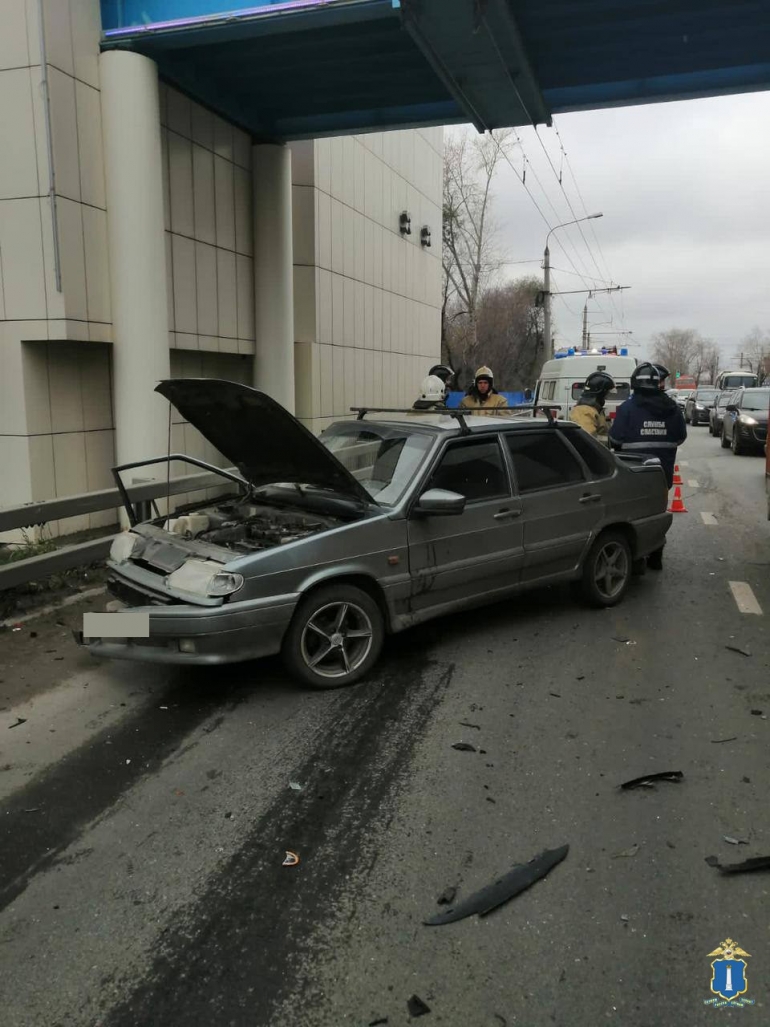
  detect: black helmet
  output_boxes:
[584,370,615,396]
[653,363,670,383]
[631,362,662,391]
[429,364,455,385]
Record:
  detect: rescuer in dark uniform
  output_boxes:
[610,361,686,569]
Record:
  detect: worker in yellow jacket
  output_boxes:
[569,370,615,443]
[459,367,510,416]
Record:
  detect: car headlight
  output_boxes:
[110,532,142,563]
[166,560,244,597]
[696,404,704,410]
[739,415,758,426]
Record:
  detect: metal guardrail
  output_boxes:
[0,464,238,592]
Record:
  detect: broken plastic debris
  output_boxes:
[437,886,457,906]
[620,770,684,791]
[282,850,300,867]
[725,645,751,657]
[451,742,476,752]
[125,759,131,765]
[750,709,763,716]
[717,855,770,875]
[407,995,431,1018]
[710,736,737,744]
[612,843,639,859]
[620,914,630,922]
[723,836,748,846]
[289,782,303,791]
[424,844,569,926]
[8,717,27,730]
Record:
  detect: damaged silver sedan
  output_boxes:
[77,379,672,688]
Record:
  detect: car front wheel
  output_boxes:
[720,426,731,448]
[732,429,745,455]
[579,531,632,608]
[282,583,384,689]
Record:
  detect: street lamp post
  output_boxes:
[544,213,603,358]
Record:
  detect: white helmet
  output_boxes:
[418,374,447,404]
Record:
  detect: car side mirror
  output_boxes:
[725,404,737,412]
[413,488,466,516]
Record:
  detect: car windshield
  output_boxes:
[696,390,718,399]
[320,423,433,506]
[740,389,770,411]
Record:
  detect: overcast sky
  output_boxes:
[477,90,770,363]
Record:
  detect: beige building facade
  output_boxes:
[0,0,442,540]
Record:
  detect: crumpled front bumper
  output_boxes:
[75,592,300,665]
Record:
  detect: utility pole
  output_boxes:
[543,213,603,359]
[582,301,588,348]
[543,245,551,359]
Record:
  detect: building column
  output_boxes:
[100,51,171,480]
[253,144,295,414]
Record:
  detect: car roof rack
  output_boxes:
[350,404,564,429]
[351,407,472,434]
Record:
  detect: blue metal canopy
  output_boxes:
[100,0,770,140]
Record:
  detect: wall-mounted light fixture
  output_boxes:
[399,210,412,236]
[420,225,432,248]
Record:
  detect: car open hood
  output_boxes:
[155,379,372,505]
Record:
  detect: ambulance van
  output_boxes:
[532,348,638,423]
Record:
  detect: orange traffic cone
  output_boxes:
[669,486,688,513]
[672,465,683,486]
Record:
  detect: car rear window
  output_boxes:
[505,432,585,492]
[562,428,615,478]
[571,382,630,402]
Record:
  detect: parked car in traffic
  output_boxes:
[77,381,672,688]
[709,390,738,436]
[720,387,770,454]
[684,387,719,425]
[673,389,694,410]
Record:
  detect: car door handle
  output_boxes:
[494,508,522,519]
[579,494,601,504]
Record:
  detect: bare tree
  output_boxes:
[690,337,720,384]
[475,277,545,390]
[651,328,702,379]
[736,327,770,381]
[442,129,515,382]
[702,341,721,384]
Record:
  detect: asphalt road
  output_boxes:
[1,427,768,1027]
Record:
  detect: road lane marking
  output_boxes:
[728,581,763,616]
[688,479,700,487]
[701,512,718,525]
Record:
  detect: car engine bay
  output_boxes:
[163,498,341,554]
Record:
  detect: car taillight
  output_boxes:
[609,410,617,420]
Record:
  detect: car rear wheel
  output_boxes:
[720,426,731,449]
[282,583,384,689]
[579,531,632,608]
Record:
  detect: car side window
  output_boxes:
[562,428,614,478]
[428,438,510,502]
[506,432,585,492]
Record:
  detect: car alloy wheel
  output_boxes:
[579,530,632,608]
[301,600,373,676]
[283,583,384,689]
